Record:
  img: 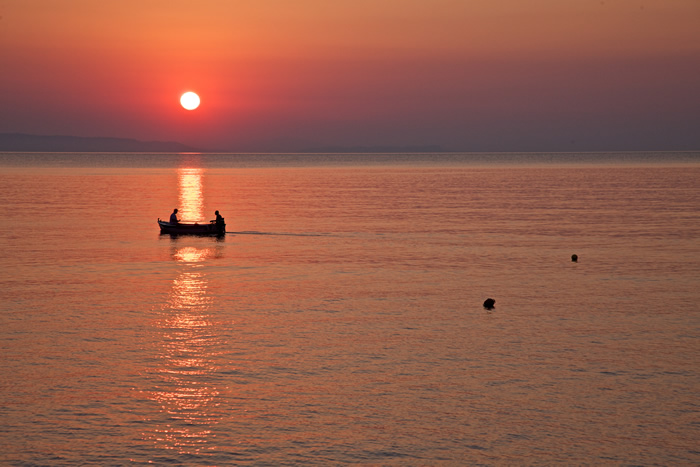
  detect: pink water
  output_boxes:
[1,157,699,464]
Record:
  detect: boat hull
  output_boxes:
[158,219,226,236]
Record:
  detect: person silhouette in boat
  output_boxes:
[169,208,180,224]
[213,210,224,226]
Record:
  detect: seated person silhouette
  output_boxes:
[214,210,224,225]
[169,208,180,224]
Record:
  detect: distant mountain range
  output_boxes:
[0,133,449,153]
[0,133,199,153]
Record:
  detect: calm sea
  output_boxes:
[1,152,699,465]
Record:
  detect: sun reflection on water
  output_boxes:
[178,167,204,222]
[173,246,213,264]
[145,244,225,456]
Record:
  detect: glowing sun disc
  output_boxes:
[180,92,200,110]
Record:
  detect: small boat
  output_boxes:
[158,219,226,236]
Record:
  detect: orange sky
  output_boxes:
[1,0,699,151]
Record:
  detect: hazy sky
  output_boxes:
[1,0,699,151]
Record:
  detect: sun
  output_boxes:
[180,92,200,110]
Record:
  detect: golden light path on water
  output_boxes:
[144,167,226,456]
[145,245,225,456]
[177,167,205,222]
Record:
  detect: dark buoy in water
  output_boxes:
[571,254,578,262]
[483,298,495,310]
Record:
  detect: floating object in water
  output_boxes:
[571,254,578,262]
[483,298,495,310]
[157,218,226,236]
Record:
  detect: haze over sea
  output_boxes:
[1,151,699,465]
